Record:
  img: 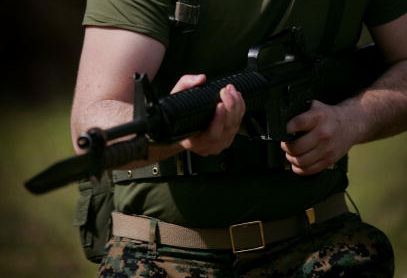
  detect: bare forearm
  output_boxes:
[338,60,407,145]
[280,60,407,175]
[281,15,407,175]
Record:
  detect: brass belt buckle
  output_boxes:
[305,207,316,225]
[229,221,266,254]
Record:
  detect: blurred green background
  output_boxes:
[1,1,406,277]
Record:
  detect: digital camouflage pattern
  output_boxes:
[98,214,394,277]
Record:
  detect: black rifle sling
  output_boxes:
[317,0,347,54]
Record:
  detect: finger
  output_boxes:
[287,141,336,175]
[179,137,194,151]
[205,102,227,140]
[281,130,320,156]
[285,145,323,169]
[220,85,244,129]
[189,102,227,156]
[220,86,238,128]
[286,101,322,134]
[178,92,228,156]
[291,158,334,176]
[170,74,206,94]
[227,84,246,117]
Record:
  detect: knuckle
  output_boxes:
[294,157,307,168]
[283,143,297,156]
[313,110,325,122]
[291,117,303,128]
[324,155,335,166]
[284,147,294,158]
[286,154,299,166]
[292,114,309,130]
[226,99,237,111]
[236,91,246,109]
[317,127,332,141]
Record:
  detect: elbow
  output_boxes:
[70,118,83,154]
[70,103,86,154]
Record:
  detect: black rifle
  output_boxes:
[25,27,385,194]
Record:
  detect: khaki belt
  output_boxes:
[112,192,349,254]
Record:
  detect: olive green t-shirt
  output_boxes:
[83,0,407,227]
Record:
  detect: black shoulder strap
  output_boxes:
[317,0,346,54]
[282,0,347,56]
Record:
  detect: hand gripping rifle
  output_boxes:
[25,27,385,194]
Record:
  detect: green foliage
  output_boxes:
[0,101,405,277]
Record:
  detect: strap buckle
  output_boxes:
[176,151,195,176]
[229,221,266,254]
[174,1,200,25]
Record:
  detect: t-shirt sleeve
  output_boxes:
[83,0,171,47]
[364,0,407,27]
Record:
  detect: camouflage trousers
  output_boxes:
[98,213,394,277]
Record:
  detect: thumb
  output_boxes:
[170,74,206,94]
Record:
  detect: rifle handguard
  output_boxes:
[154,71,269,141]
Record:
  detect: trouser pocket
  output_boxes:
[73,172,114,263]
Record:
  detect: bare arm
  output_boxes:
[71,27,181,166]
[71,27,245,168]
[349,14,407,142]
[71,27,166,142]
[281,14,407,175]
